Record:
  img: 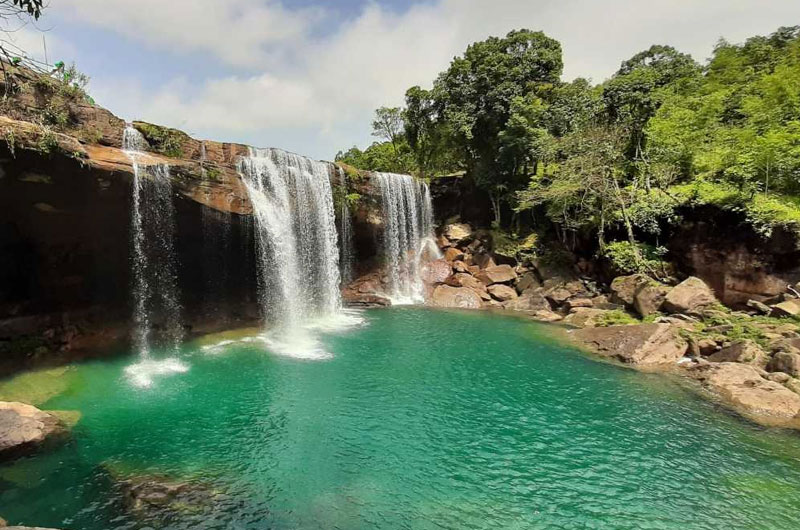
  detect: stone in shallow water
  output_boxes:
[0,366,75,406]
[0,402,66,461]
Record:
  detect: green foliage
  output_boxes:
[36,128,59,154]
[4,128,15,157]
[647,27,800,197]
[595,309,639,327]
[28,64,91,131]
[335,139,414,174]
[134,122,186,158]
[602,241,669,276]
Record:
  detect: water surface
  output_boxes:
[2,307,800,529]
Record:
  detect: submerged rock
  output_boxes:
[572,323,688,367]
[0,402,66,461]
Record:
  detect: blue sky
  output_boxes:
[6,0,800,160]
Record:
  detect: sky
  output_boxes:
[4,0,800,160]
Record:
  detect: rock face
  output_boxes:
[662,277,717,315]
[572,323,688,367]
[0,402,66,460]
[431,285,483,309]
[688,362,800,423]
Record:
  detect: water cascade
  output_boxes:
[374,173,438,303]
[237,148,357,359]
[123,123,187,385]
[336,167,354,285]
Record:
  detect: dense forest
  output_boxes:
[336,27,800,276]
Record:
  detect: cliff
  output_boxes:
[0,64,388,374]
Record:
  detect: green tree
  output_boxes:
[434,29,564,226]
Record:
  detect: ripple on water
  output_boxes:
[3,307,800,529]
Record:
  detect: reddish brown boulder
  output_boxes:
[572,323,688,367]
[0,402,67,461]
[476,264,517,285]
[431,285,483,309]
[662,276,718,315]
[708,340,768,368]
[421,259,452,284]
[488,284,518,302]
[443,247,464,262]
[687,362,800,424]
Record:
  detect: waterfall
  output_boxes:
[374,173,437,304]
[337,167,354,285]
[123,123,187,386]
[237,148,357,359]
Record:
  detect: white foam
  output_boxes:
[124,357,189,388]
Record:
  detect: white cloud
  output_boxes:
[56,0,323,68]
[50,0,800,159]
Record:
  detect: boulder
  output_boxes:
[662,276,717,315]
[531,309,563,322]
[565,298,593,310]
[572,323,688,366]
[708,340,769,368]
[515,272,539,294]
[420,259,451,284]
[747,299,772,316]
[504,291,551,313]
[436,234,451,248]
[767,372,792,384]
[452,260,469,273]
[687,362,800,422]
[609,274,649,306]
[563,308,610,328]
[768,351,800,377]
[488,284,518,302]
[431,285,483,309]
[443,223,472,243]
[633,283,671,317]
[0,402,66,461]
[443,247,464,263]
[697,338,721,356]
[544,288,572,306]
[472,253,496,270]
[476,265,517,285]
[771,299,800,318]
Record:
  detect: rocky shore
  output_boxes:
[349,221,800,430]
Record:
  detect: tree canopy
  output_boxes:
[338,26,800,272]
